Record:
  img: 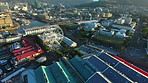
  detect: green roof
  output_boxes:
[49,62,77,83]
[34,56,95,83]
[34,67,47,83]
[70,56,95,80]
[34,62,78,83]
[42,66,56,83]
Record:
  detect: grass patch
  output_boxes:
[56,48,84,59]
[79,30,91,38]
[142,26,148,39]
[93,34,126,49]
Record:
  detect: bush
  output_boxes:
[56,50,65,57]
[61,42,68,47]
[93,34,125,49]
[142,26,148,39]
[74,49,83,56]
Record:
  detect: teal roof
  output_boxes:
[70,56,95,80]
[42,66,56,83]
[34,67,47,83]
[34,56,95,83]
[60,57,82,83]
[34,62,78,83]
[49,62,77,83]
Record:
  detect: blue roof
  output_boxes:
[87,56,108,72]
[97,53,118,66]
[114,63,148,83]
[86,72,109,83]
[103,67,130,83]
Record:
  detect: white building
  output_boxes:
[117,18,125,24]
[0,38,5,43]
[22,6,28,11]
[101,20,114,27]
[5,36,21,43]
[102,13,112,18]
[95,7,103,13]
[111,29,120,32]
[10,42,22,51]
[13,5,19,10]
[83,26,95,31]
[63,37,77,47]
[130,22,136,28]
[115,32,126,38]
[82,22,100,31]
[124,17,132,24]
[112,24,133,30]
[77,20,98,25]
[99,29,114,37]
[19,25,60,35]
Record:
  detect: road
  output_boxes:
[126,17,147,59]
[130,17,144,48]
[121,17,148,71]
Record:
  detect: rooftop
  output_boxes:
[12,38,44,60]
[0,49,12,60]
[70,56,95,80]
[19,53,148,83]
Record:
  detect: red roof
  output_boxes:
[15,48,44,60]
[113,56,148,77]
[12,38,44,60]
[12,46,32,54]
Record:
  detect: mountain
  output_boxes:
[130,0,148,6]
[0,0,93,6]
[42,0,93,5]
[77,0,148,7]
[115,0,148,6]
[1,0,148,6]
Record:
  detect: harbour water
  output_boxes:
[14,19,50,34]
[1,19,49,48]
[20,19,49,29]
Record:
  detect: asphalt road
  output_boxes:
[121,17,148,71]
[126,17,147,59]
[130,17,144,48]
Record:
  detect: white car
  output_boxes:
[36,57,47,63]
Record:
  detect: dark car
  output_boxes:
[0,60,12,73]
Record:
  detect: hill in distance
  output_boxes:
[1,0,93,6]
[76,0,148,7]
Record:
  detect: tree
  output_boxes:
[74,49,83,56]
[34,0,41,9]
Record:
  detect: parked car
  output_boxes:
[0,60,7,65]
[5,64,11,71]
[0,60,12,71]
[36,56,47,64]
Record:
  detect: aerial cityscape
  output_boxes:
[0,0,148,83]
